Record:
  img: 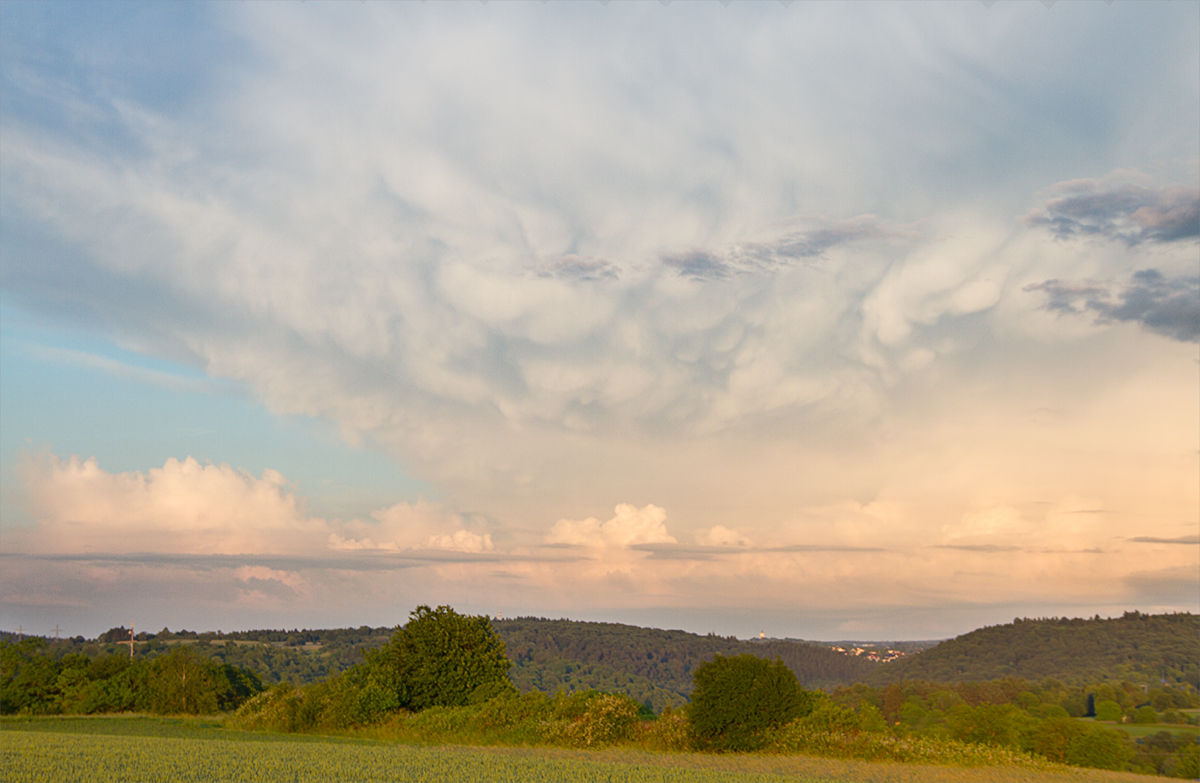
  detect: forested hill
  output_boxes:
[867,612,1199,688]
[492,617,876,711]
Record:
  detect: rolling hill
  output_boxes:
[866,611,1199,688]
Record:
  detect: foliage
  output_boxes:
[1095,700,1123,722]
[0,626,395,688]
[364,605,514,711]
[1,638,260,717]
[870,612,1199,688]
[1133,706,1159,724]
[547,692,641,748]
[688,654,811,751]
[495,617,875,713]
[767,723,1057,769]
[1064,725,1136,770]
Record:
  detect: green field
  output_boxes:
[0,717,1166,783]
[1075,718,1199,740]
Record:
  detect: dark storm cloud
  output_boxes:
[1025,269,1200,342]
[1024,181,1199,245]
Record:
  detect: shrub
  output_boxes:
[637,707,691,751]
[549,692,641,748]
[688,654,810,752]
[1174,741,1199,779]
[1094,699,1123,722]
[1132,705,1158,724]
[1029,716,1087,762]
[1065,726,1135,770]
[229,684,307,732]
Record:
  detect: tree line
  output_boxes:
[1,638,262,715]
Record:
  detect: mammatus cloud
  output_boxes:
[1023,179,1200,245]
[530,255,620,282]
[1025,269,1200,343]
[661,215,914,281]
[545,504,676,548]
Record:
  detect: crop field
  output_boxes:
[0,717,1162,783]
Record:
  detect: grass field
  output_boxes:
[0,716,1164,783]
[1075,718,1199,740]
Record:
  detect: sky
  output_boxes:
[1,0,1197,642]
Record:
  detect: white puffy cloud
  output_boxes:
[330,500,492,553]
[10,452,492,559]
[546,504,676,548]
[696,525,752,548]
[14,452,319,555]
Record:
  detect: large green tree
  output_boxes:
[688,653,811,751]
[366,605,514,711]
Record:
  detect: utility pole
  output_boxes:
[123,622,135,660]
[54,624,61,641]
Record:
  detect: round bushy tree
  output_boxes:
[367,605,514,711]
[688,653,810,751]
[1132,705,1158,724]
[1094,699,1123,722]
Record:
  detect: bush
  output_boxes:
[548,692,641,748]
[1132,705,1158,724]
[365,605,515,711]
[229,684,307,732]
[1094,699,1123,722]
[1029,716,1087,763]
[1065,726,1135,770]
[688,654,810,752]
[637,707,691,751]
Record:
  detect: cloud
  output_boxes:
[530,255,619,282]
[1127,535,1200,545]
[661,250,731,282]
[1025,269,1200,342]
[661,215,913,281]
[545,503,676,548]
[13,452,319,555]
[1124,565,1200,605]
[9,452,494,559]
[696,525,752,548]
[1,3,1198,635]
[1024,179,1200,245]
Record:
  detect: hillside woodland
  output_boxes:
[494,617,877,711]
[868,612,1199,688]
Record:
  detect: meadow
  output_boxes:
[0,716,1165,783]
